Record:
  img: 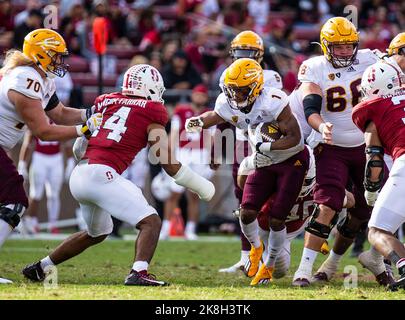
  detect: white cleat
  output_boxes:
[185,231,198,241]
[159,231,169,241]
[312,260,338,282]
[358,250,395,286]
[218,260,246,273]
[292,269,312,287]
[0,277,13,284]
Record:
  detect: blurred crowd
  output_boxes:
[1,0,404,109]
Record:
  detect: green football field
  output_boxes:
[0,237,404,300]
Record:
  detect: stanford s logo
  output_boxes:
[106,171,114,181]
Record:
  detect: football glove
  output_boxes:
[185,117,203,133]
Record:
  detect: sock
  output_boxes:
[0,220,13,248]
[185,221,196,234]
[396,258,405,276]
[370,246,384,262]
[241,250,249,262]
[240,219,261,248]
[47,197,60,228]
[297,247,318,274]
[40,256,55,271]
[265,227,287,268]
[327,249,343,266]
[132,261,149,272]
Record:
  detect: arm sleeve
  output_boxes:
[44,92,60,111]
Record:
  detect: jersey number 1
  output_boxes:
[95,107,131,142]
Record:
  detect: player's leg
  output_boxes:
[161,187,182,240]
[366,157,405,290]
[240,167,278,278]
[219,161,250,273]
[45,154,64,233]
[252,149,309,285]
[24,152,47,234]
[185,190,199,240]
[293,144,347,286]
[22,203,112,282]
[0,147,28,254]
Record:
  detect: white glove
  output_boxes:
[172,165,215,201]
[364,190,379,206]
[318,122,333,145]
[185,117,203,133]
[238,152,273,176]
[65,157,76,182]
[80,105,97,122]
[18,160,28,180]
[72,136,89,161]
[76,113,103,137]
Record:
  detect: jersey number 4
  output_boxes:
[326,78,361,112]
[391,94,405,124]
[93,107,131,142]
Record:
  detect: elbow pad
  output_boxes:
[303,94,322,120]
[173,165,215,201]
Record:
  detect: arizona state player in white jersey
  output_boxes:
[217,31,284,274]
[0,29,102,283]
[186,58,307,285]
[292,17,380,287]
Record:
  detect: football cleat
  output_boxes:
[184,231,198,241]
[219,260,246,273]
[0,277,13,284]
[312,259,338,282]
[358,250,395,286]
[250,264,273,286]
[388,275,405,291]
[124,270,169,286]
[22,261,45,282]
[244,241,264,278]
[292,277,311,287]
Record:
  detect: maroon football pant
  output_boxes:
[313,143,371,220]
[0,147,28,208]
[241,147,310,221]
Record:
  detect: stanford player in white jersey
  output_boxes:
[22,64,215,286]
[352,61,405,290]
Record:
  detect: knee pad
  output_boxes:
[337,215,368,239]
[305,204,339,239]
[0,204,25,228]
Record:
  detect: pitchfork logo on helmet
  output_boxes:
[223,58,264,110]
[23,28,69,78]
[361,61,405,99]
[122,64,165,103]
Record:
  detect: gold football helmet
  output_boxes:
[23,28,69,78]
[223,58,264,110]
[387,32,405,56]
[320,17,359,68]
[230,31,264,63]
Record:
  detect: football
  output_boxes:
[259,121,283,142]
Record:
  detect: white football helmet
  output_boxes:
[361,61,405,99]
[299,146,315,198]
[122,64,165,103]
[151,170,172,202]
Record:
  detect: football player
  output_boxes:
[0,29,101,284]
[218,30,283,274]
[22,64,215,286]
[352,60,405,291]
[292,17,381,286]
[186,58,308,285]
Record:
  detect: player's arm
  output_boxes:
[10,91,101,141]
[301,82,333,144]
[46,100,92,126]
[364,121,385,190]
[147,123,215,201]
[185,110,225,132]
